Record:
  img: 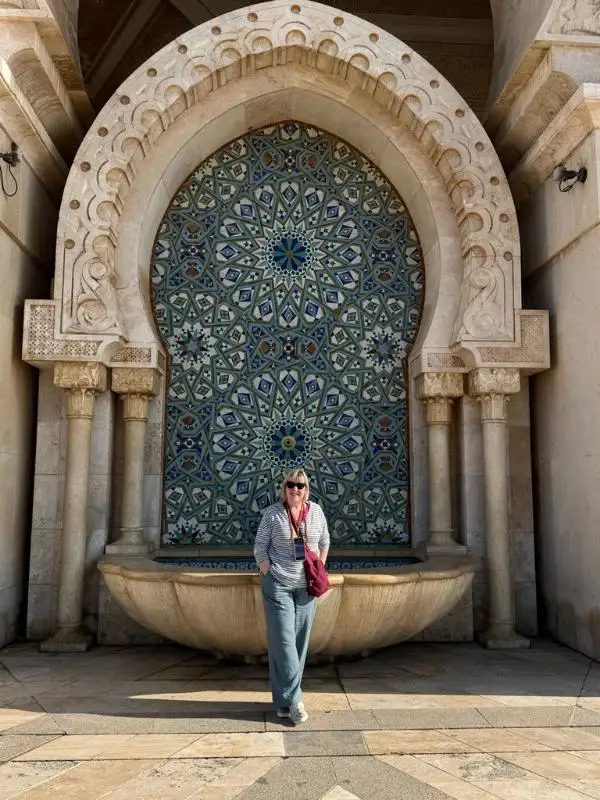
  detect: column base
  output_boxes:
[40,626,94,653]
[105,542,149,556]
[478,629,530,650]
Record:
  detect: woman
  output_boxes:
[254,469,330,724]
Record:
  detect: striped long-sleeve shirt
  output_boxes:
[253,501,330,589]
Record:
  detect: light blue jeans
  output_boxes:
[260,570,317,708]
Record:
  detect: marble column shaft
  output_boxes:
[417,372,464,550]
[41,362,107,652]
[469,367,528,649]
[108,369,160,554]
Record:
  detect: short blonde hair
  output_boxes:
[279,469,310,501]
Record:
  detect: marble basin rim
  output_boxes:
[98,555,476,658]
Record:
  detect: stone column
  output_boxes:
[469,368,528,649]
[417,372,465,554]
[41,362,107,652]
[106,368,160,555]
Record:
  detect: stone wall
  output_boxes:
[523,130,600,658]
[0,123,52,646]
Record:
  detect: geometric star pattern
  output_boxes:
[152,121,424,547]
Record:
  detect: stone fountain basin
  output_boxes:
[98,556,475,658]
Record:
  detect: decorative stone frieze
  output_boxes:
[52,0,520,346]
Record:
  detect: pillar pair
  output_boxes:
[40,363,159,652]
[418,368,528,650]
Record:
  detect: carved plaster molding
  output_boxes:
[552,0,600,36]
[53,361,108,419]
[53,0,520,346]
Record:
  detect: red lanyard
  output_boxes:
[286,502,309,539]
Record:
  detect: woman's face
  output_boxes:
[285,474,308,503]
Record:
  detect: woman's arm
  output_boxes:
[317,505,330,565]
[254,511,272,574]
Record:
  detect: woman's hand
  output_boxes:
[259,559,270,576]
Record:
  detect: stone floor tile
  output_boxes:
[265,710,379,731]
[499,751,600,780]
[302,692,351,712]
[10,759,155,799]
[478,706,576,728]
[478,694,576,708]
[570,749,600,764]
[56,712,266,735]
[0,734,60,763]
[95,734,203,759]
[471,778,592,799]
[558,779,600,799]
[0,711,44,733]
[0,760,77,800]
[364,730,476,755]
[443,728,553,752]
[174,732,285,758]
[15,734,136,761]
[571,708,600,726]
[100,757,241,799]
[230,756,336,800]
[417,753,535,781]
[5,716,66,736]
[515,727,600,750]
[372,708,490,730]
[331,754,454,800]
[380,755,498,797]
[283,730,367,757]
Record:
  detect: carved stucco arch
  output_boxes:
[27,0,549,375]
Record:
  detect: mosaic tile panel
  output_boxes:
[152,121,424,547]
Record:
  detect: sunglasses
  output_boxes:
[286,481,306,490]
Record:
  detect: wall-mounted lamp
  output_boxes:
[553,164,587,193]
[0,143,19,197]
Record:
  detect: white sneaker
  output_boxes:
[289,702,308,725]
[276,707,290,718]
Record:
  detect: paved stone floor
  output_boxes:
[2,641,600,798]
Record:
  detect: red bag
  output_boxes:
[303,542,329,597]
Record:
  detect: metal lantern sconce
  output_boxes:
[0,143,19,197]
[554,164,587,193]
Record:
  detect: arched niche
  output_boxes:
[51,0,521,369]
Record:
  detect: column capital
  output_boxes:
[422,397,453,425]
[53,362,107,419]
[416,372,464,400]
[468,368,520,397]
[111,367,161,397]
[468,368,521,422]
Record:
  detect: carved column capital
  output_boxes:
[111,367,161,396]
[468,368,520,422]
[422,397,453,425]
[416,372,464,400]
[416,373,463,425]
[53,362,107,419]
[112,368,161,422]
